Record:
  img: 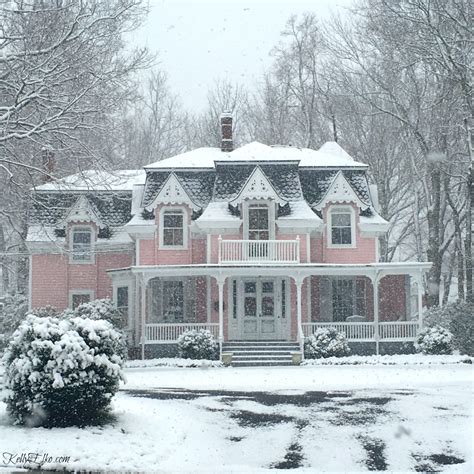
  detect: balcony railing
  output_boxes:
[218,237,300,264]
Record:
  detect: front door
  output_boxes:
[240,279,280,340]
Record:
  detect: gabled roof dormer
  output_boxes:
[229,166,287,205]
[144,172,200,211]
[59,195,104,228]
[314,171,370,211]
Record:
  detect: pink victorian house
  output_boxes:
[27,115,430,364]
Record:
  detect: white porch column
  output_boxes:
[217,275,225,358]
[294,275,305,358]
[373,272,380,356]
[140,276,147,360]
[416,272,424,330]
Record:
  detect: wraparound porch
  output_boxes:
[107,262,431,359]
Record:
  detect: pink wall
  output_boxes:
[31,251,133,311]
[313,204,377,264]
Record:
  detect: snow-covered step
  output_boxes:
[231,360,295,367]
[232,354,293,360]
[230,350,295,356]
[223,340,301,366]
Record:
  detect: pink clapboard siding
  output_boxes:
[31,251,133,311]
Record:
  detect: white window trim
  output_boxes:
[327,205,356,249]
[242,200,276,240]
[114,284,131,328]
[159,206,188,250]
[69,225,96,264]
[69,289,94,309]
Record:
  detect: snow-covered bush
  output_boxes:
[2,314,126,427]
[304,328,351,359]
[75,298,124,329]
[423,300,473,355]
[450,310,474,356]
[30,305,60,318]
[177,329,218,360]
[415,325,453,355]
[0,293,28,351]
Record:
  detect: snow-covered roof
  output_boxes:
[26,224,133,244]
[195,202,241,229]
[144,141,367,170]
[144,148,222,170]
[34,169,146,192]
[278,201,321,222]
[359,211,390,234]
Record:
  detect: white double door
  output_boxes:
[234,277,289,340]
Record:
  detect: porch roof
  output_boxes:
[107,262,431,282]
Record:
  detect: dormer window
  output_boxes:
[160,208,187,248]
[328,206,355,248]
[248,204,270,240]
[70,226,94,263]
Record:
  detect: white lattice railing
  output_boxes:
[144,323,220,343]
[379,321,418,341]
[218,238,300,264]
[302,321,419,341]
[302,322,375,341]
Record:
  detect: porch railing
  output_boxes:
[218,238,300,264]
[302,321,419,342]
[144,323,220,343]
[379,321,419,341]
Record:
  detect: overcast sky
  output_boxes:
[135,0,354,112]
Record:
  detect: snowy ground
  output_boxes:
[0,363,472,472]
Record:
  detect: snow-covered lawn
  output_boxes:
[0,363,472,472]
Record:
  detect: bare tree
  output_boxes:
[187,79,249,149]
[115,70,188,168]
[322,0,470,306]
[0,0,152,293]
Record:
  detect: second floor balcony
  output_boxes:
[218,236,300,264]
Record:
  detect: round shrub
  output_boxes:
[304,328,351,359]
[75,298,124,329]
[415,325,454,355]
[423,300,474,355]
[2,314,126,427]
[177,329,218,360]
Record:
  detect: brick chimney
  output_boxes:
[220,111,233,152]
[41,147,55,183]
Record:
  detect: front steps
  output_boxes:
[222,341,301,367]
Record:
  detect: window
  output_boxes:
[281,279,286,318]
[71,227,93,262]
[162,281,184,322]
[161,209,185,247]
[116,286,129,327]
[329,208,354,247]
[248,205,269,240]
[232,280,237,319]
[70,291,92,309]
[149,278,196,323]
[332,278,367,321]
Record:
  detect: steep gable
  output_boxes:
[314,171,371,211]
[230,166,287,205]
[144,173,201,211]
